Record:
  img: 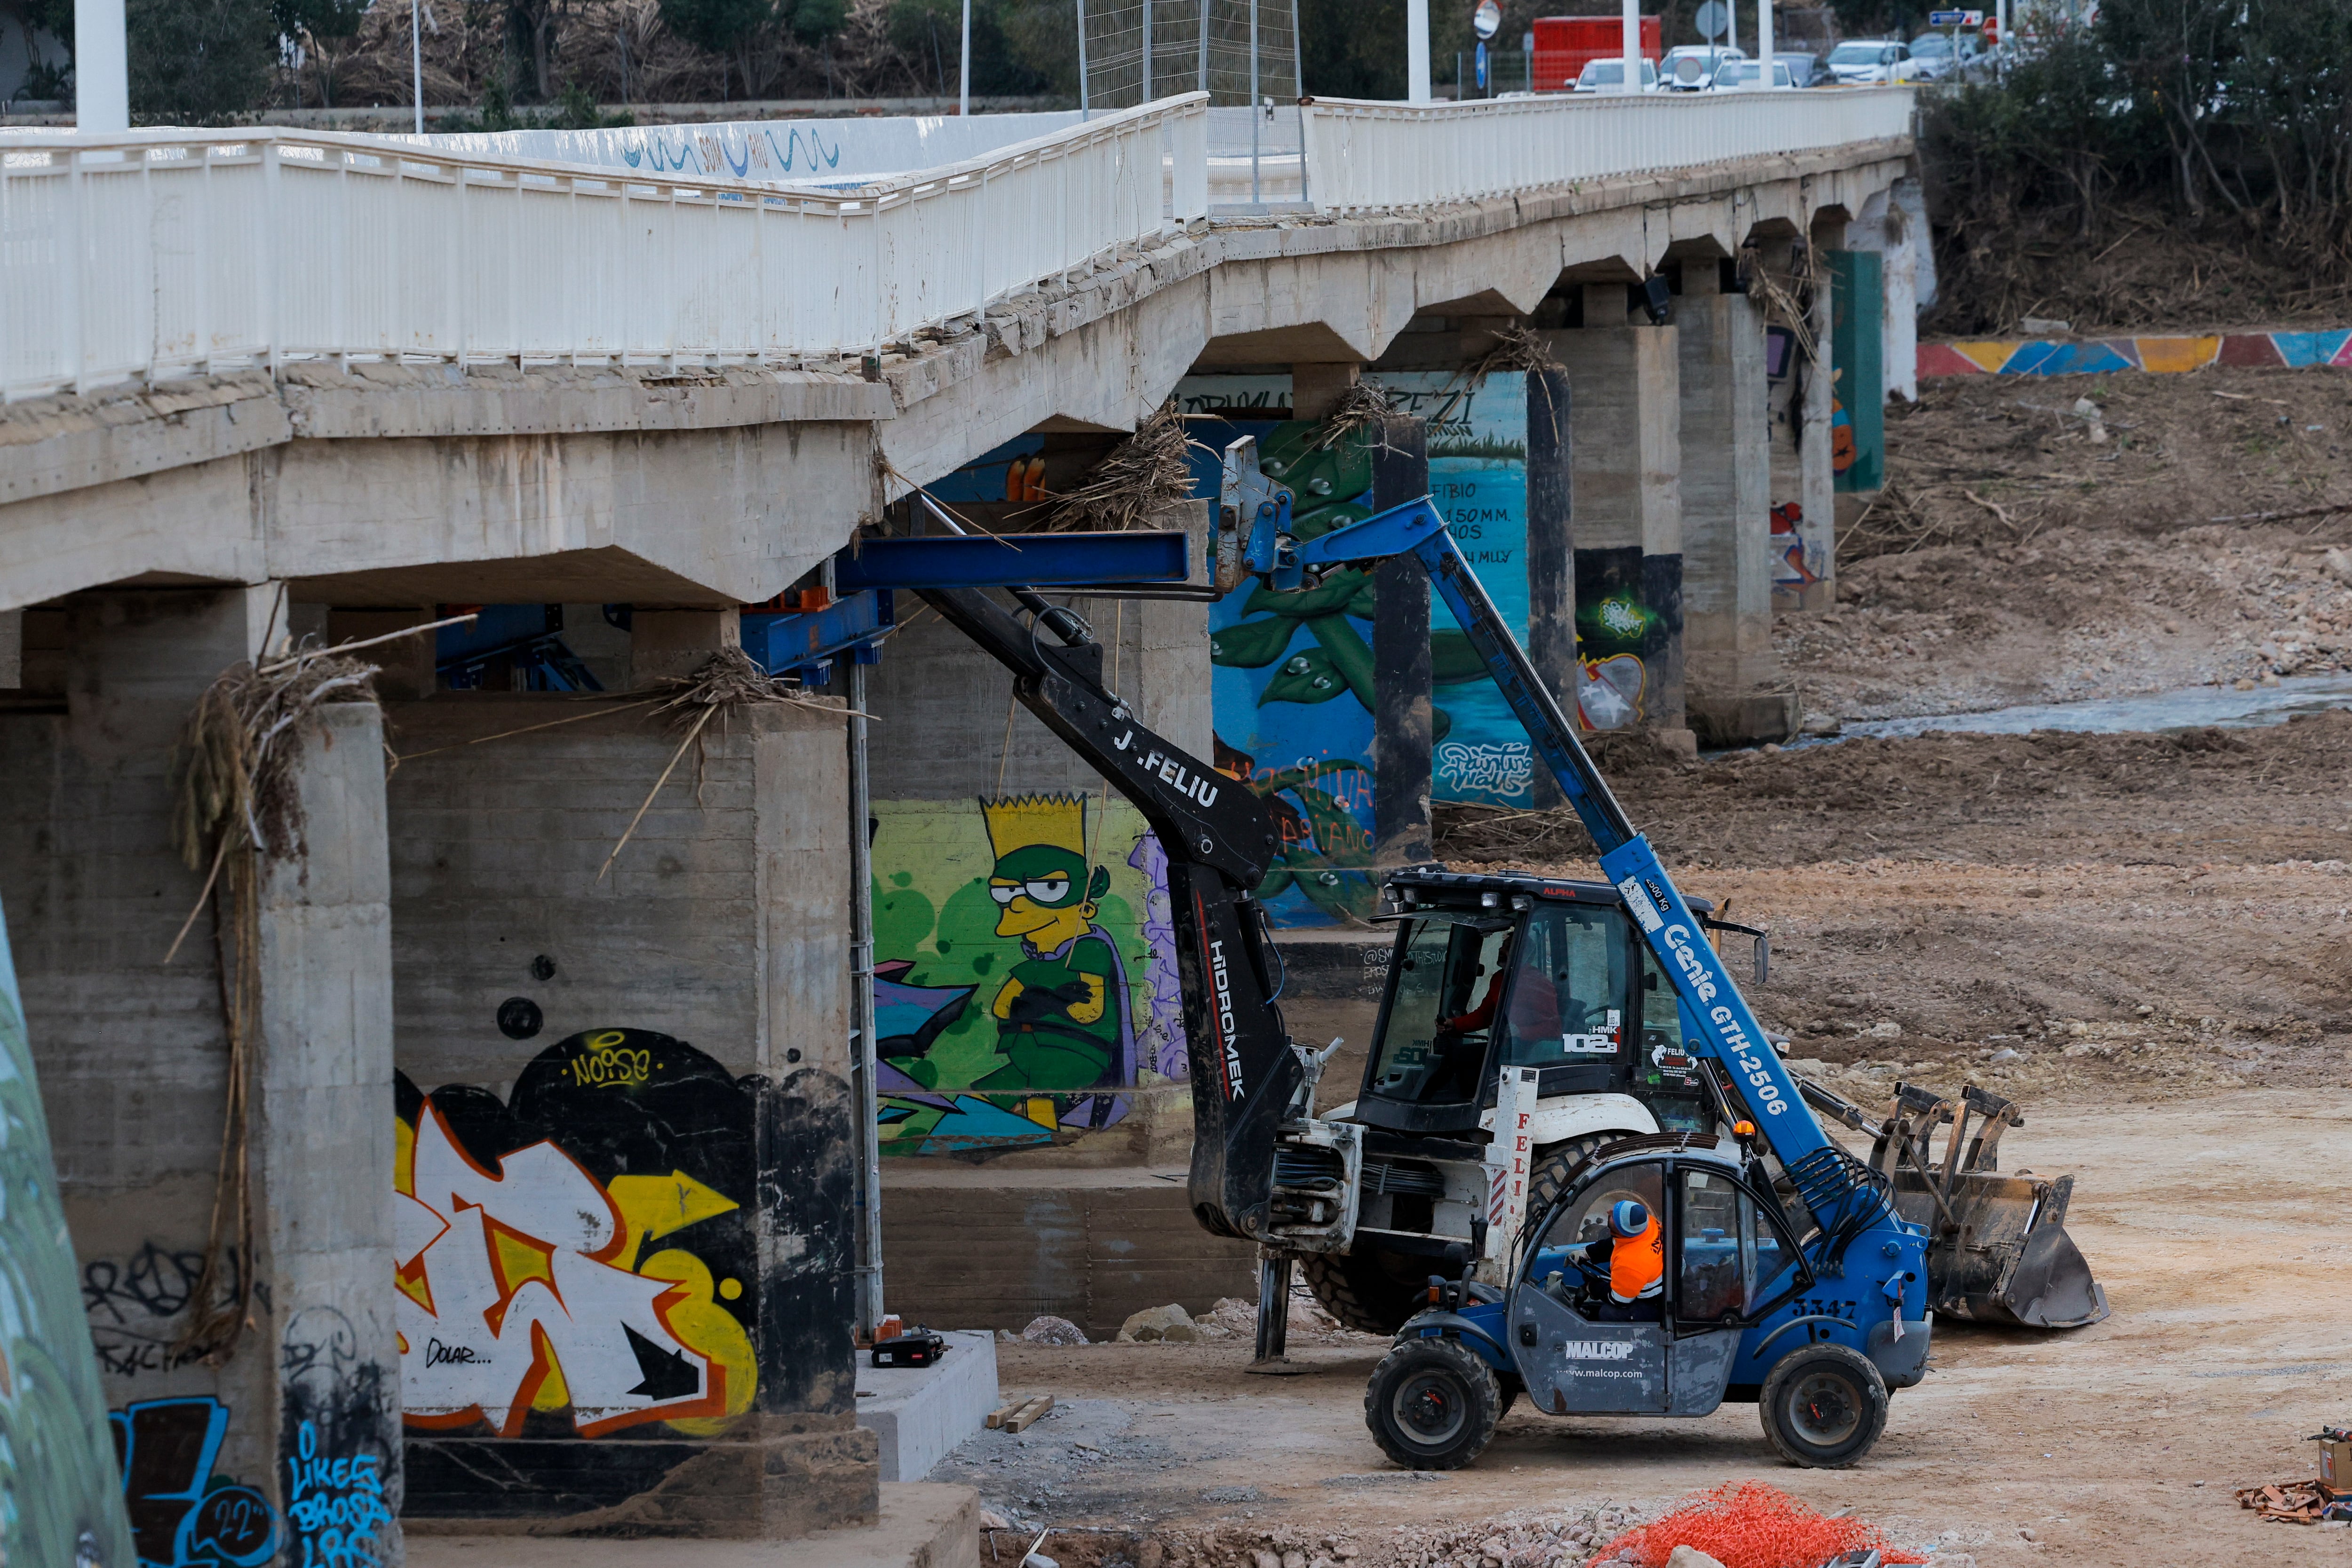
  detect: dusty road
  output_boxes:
[935,721,2352,1567]
[930,374,2352,1566]
[942,1095,2350,1568]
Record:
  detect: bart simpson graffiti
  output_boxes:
[871,796,1184,1154]
[394,1031,756,1439]
[111,1397,277,1568]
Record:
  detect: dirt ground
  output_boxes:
[940,711,2352,1565]
[944,1090,2349,1568]
[1783,364,2352,724]
[921,368,2352,1568]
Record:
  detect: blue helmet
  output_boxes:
[1609,1199,1651,1238]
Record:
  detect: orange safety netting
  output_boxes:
[1589,1480,1930,1568]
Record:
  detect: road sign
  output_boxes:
[1473,0,1502,40]
[1693,0,1729,40]
[1475,40,1490,87]
[1927,9,1984,24]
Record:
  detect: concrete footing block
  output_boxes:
[408,1482,978,1568]
[858,1330,999,1482]
[1688,690,1803,748]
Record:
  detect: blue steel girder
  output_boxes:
[834,530,1192,591]
[740,589,897,686]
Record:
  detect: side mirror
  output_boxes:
[1701,919,1769,987]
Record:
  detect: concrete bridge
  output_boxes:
[0,89,1921,1558]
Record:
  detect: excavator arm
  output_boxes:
[908,579,1307,1244]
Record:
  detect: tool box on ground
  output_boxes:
[2312,1423,2352,1488]
[869,1327,946,1369]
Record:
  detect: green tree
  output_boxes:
[786,0,847,44]
[1298,0,1404,99]
[125,0,278,122]
[660,0,773,96]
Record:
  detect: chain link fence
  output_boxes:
[1079,0,1303,206]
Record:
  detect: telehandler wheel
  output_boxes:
[1364,1337,1502,1471]
[1301,1248,1431,1335]
[1758,1342,1889,1468]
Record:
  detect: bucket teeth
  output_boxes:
[1796,1074,2109,1329]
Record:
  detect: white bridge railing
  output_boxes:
[0,88,1912,403]
[0,96,1206,402]
[1300,87,1916,212]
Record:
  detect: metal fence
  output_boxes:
[0,95,1207,401]
[1081,0,1299,111]
[1299,86,1917,213]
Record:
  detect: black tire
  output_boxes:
[1363,1337,1502,1471]
[1301,1247,1432,1335]
[1758,1342,1890,1468]
[1526,1135,1614,1216]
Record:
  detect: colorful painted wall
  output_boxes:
[394,1030,767,1511]
[0,894,140,1568]
[1919,327,2352,378]
[869,796,1189,1155]
[1179,376,1533,923]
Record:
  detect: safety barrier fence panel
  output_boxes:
[1299,87,1916,212]
[0,94,1207,401]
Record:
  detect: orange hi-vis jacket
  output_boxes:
[1610,1217,1665,1305]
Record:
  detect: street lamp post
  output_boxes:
[72,0,127,131]
[1407,0,1432,102]
[1620,0,1640,94]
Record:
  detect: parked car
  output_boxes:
[1661,45,1745,91]
[1906,32,1986,80]
[1823,39,1921,84]
[1774,50,1827,87]
[1572,57,1661,92]
[1707,59,1797,88]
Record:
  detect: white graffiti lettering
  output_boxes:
[395,1101,727,1436]
[1436,741,1534,799]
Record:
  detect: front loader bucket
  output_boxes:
[1888,1169,2110,1328]
[1796,1076,2109,1329]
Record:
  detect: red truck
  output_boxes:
[1531,15,1663,92]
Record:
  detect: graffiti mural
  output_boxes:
[111,1398,277,1568]
[0,892,139,1567]
[394,1031,757,1439]
[283,1420,389,1568]
[1573,547,1682,732]
[870,796,1179,1153]
[82,1243,235,1382]
[1373,372,1535,804]
[1176,370,1557,918]
[1919,326,2352,379]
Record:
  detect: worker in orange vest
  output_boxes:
[1577,1198,1664,1321]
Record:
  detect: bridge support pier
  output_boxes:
[1546,287,1691,752]
[1678,263,1798,748]
[2,585,405,1568]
